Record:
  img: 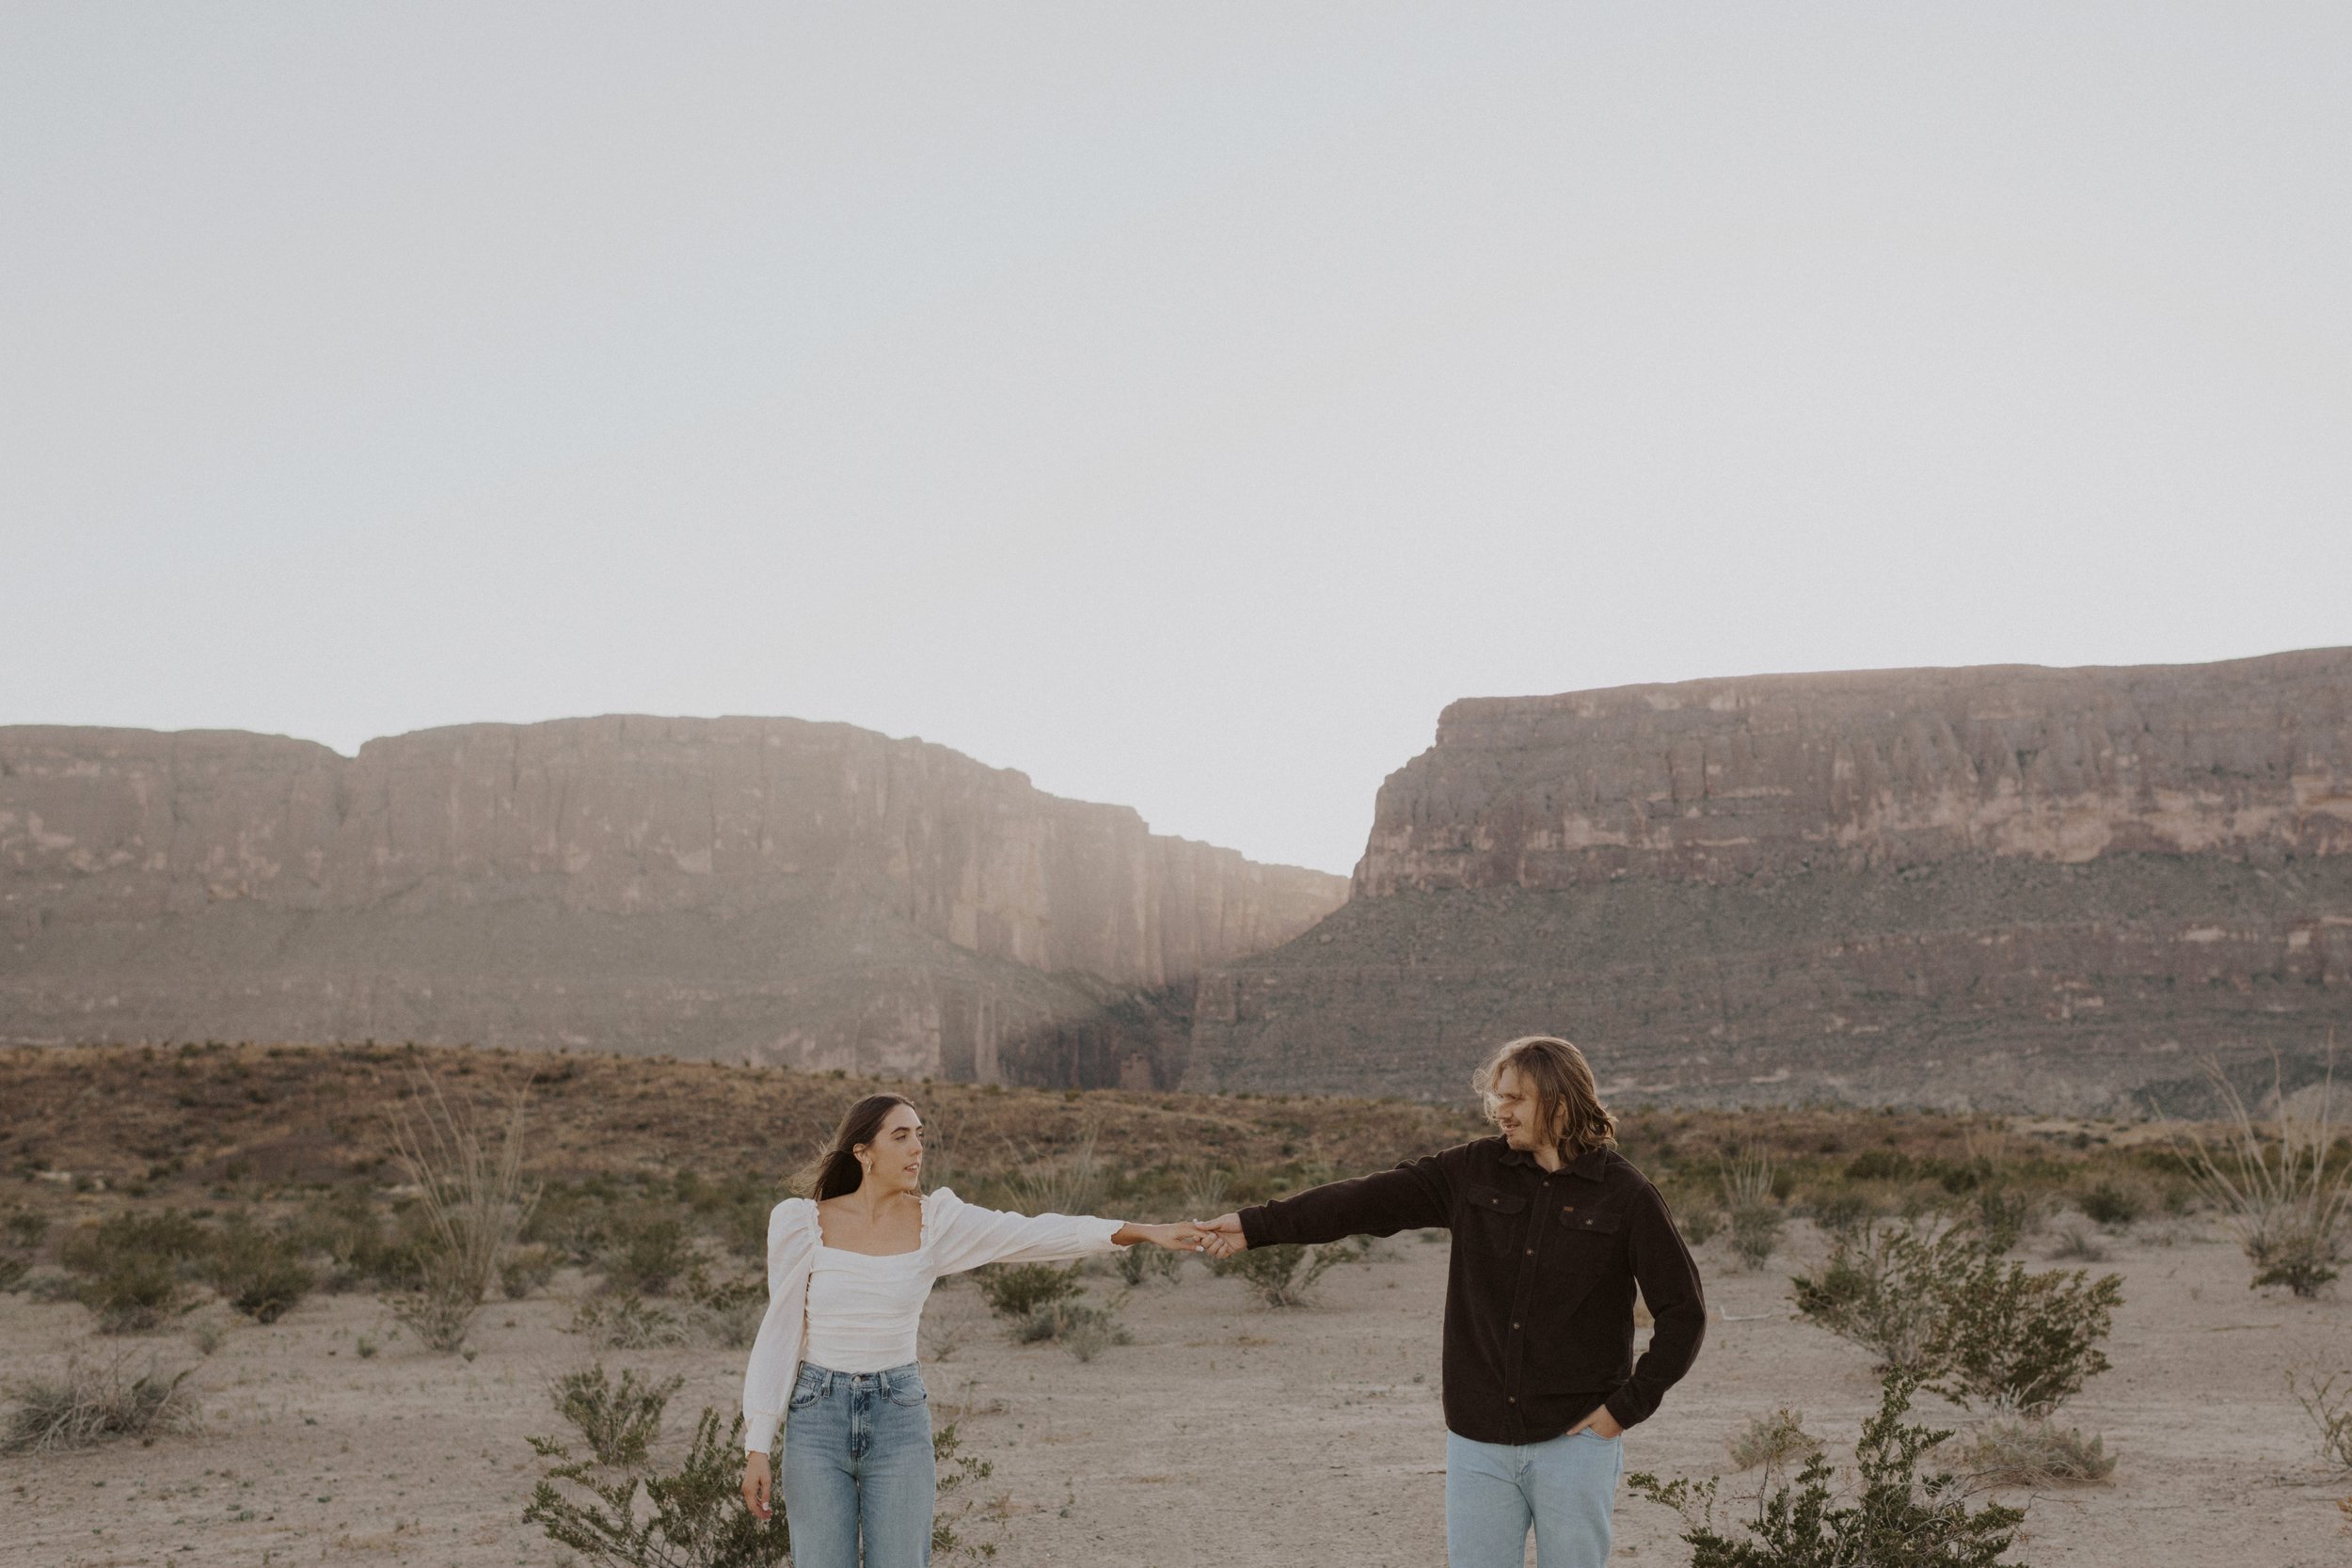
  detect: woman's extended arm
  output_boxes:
[739,1199,818,1458]
[924,1188,1202,1275]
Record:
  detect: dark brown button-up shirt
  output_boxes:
[1239,1137,1706,1445]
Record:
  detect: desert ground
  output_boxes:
[5,1202,2347,1567]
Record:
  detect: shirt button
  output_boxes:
[1525,1248,1534,1256]
[1508,1397,1517,1403]
[1512,1322,1520,1329]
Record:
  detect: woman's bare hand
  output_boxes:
[741,1449,772,1519]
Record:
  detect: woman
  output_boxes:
[739,1093,1205,1564]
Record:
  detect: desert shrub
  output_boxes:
[977,1262,1080,1320]
[1177,1162,1229,1220]
[1931,1254,2122,1414]
[683,1269,766,1350]
[386,1074,537,1352]
[1629,1375,2025,1568]
[571,1293,690,1350]
[1218,1240,1359,1307]
[601,1205,692,1296]
[1970,1187,2038,1252]
[2076,1180,2143,1230]
[502,1243,562,1300]
[76,1256,186,1333]
[547,1363,683,1469]
[202,1218,315,1323]
[1729,1205,1785,1272]
[2289,1369,2352,1473]
[1014,1299,1132,1360]
[1961,1418,2117,1486]
[1843,1148,1915,1183]
[1677,1206,1724,1246]
[0,1255,26,1292]
[4,1207,50,1249]
[1726,1408,1821,1472]
[525,1406,792,1567]
[1790,1220,1967,1379]
[1805,1188,1877,1240]
[2163,1052,2351,1298]
[1792,1218,2121,1415]
[930,1420,999,1561]
[59,1208,209,1274]
[1114,1239,1184,1287]
[527,1180,619,1264]
[2,1355,201,1454]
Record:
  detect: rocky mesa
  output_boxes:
[1186,648,2352,1114]
[0,716,1346,1083]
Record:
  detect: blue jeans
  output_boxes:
[1446,1426,1623,1568]
[781,1362,936,1568]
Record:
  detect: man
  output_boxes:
[1199,1036,1706,1568]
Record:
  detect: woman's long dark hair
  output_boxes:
[800,1093,916,1200]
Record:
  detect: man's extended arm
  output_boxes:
[1601,1181,1708,1430]
[1201,1152,1454,1254]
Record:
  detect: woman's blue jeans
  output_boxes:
[781,1361,936,1567]
[1445,1426,1623,1568]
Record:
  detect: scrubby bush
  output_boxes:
[502,1243,562,1300]
[1792,1218,2122,1415]
[203,1218,315,1323]
[2076,1180,2143,1230]
[2046,1226,2106,1262]
[1931,1256,2122,1415]
[2289,1369,2352,1473]
[1629,1375,2025,1568]
[1843,1148,1915,1183]
[1676,1206,1724,1246]
[1014,1299,1133,1360]
[1961,1418,2117,1486]
[977,1261,1080,1320]
[1726,1409,1821,1473]
[571,1293,690,1350]
[525,1406,792,1567]
[1970,1187,2038,1252]
[1804,1188,1877,1240]
[1729,1205,1785,1272]
[77,1256,187,1333]
[1115,1238,1184,1287]
[1218,1241,1359,1307]
[4,1207,49,1250]
[2,1355,201,1454]
[545,1363,682,1469]
[385,1074,537,1352]
[600,1205,692,1296]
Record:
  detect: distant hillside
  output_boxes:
[1186,648,2352,1114]
[0,717,1345,1083]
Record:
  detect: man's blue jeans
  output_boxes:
[781,1362,935,1567]
[1445,1426,1623,1568]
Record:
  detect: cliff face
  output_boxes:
[1190,649,2352,1114]
[0,717,1345,1080]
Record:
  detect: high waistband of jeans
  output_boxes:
[797,1359,919,1395]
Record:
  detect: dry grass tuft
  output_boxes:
[1726,1408,1822,1472]
[2164,1048,2350,1297]
[3,1355,201,1454]
[1962,1418,2117,1486]
[385,1071,536,1351]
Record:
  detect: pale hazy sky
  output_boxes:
[6,5,2347,875]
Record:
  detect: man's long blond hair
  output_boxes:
[1473,1036,1617,1158]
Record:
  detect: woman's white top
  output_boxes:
[739,1187,1121,1455]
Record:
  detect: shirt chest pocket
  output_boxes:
[1553,1206,1623,1267]
[1463,1183,1528,1244]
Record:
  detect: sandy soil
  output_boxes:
[5,1219,2347,1567]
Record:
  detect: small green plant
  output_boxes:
[1014,1299,1132,1360]
[525,1406,792,1566]
[977,1262,1080,1321]
[1970,1188,2038,1252]
[4,1207,50,1249]
[1805,1188,1877,1240]
[2288,1369,2352,1473]
[1677,1206,1724,1246]
[1726,1409,1822,1473]
[501,1243,562,1300]
[2076,1180,2143,1230]
[1729,1205,1785,1272]
[1114,1239,1184,1287]
[1217,1241,1359,1307]
[77,1255,186,1334]
[570,1293,688,1350]
[203,1219,316,1323]
[930,1420,1000,1561]
[601,1206,691,1296]
[2,1354,201,1454]
[544,1363,682,1469]
[1961,1418,2117,1486]
[1790,1219,1968,1379]
[356,1334,378,1359]
[1629,1376,2024,1568]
